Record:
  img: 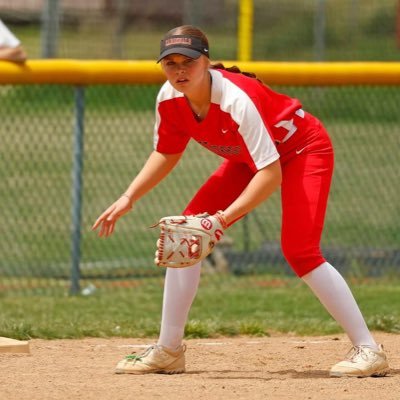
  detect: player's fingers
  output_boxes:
[97,220,110,237]
[107,221,116,236]
[105,213,119,230]
[93,198,133,236]
[92,215,106,230]
[96,212,120,237]
[92,206,115,230]
[156,239,161,248]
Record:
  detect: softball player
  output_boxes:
[93,25,389,377]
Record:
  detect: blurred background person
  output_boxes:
[0,18,27,62]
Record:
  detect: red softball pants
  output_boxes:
[183,112,334,277]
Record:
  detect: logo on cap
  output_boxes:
[165,37,192,46]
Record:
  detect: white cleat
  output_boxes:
[115,344,186,375]
[330,344,389,378]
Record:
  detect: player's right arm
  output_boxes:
[92,150,182,237]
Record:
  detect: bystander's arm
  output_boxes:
[0,45,27,62]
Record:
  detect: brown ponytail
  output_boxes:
[210,63,262,83]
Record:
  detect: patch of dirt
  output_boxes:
[0,333,399,400]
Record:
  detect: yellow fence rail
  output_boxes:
[1,60,400,86]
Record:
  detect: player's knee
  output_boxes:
[281,241,324,277]
[281,245,307,271]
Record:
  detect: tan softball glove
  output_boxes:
[152,212,227,268]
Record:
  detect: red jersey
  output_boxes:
[154,68,303,173]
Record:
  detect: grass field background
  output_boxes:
[1,275,400,340]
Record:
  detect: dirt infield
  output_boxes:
[0,333,399,400]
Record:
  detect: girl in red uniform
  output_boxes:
[92,25,389,377]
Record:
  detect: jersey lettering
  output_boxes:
[198,141,241,156]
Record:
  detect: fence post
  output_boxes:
[183,0,203,25]
[397,0,400,49]
[237,0,253,61]
[70,86,85,295]
[314,0,326,61]
[41,0,60,58]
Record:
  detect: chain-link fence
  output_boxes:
[0,82,399,295]
[0,1,399,295]
[1,0,399,61]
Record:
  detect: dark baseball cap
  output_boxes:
[157,34,209,63]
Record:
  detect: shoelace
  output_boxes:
[125,345,157,362]
[346,346,372,363]
[124,343,186,363]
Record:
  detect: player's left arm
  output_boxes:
[222,159,282,226]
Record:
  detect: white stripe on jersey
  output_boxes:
[209,69,279,170]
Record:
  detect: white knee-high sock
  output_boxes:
[157,262,201,349]
[302,262,378,349]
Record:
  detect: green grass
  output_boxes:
[1,275,399,340]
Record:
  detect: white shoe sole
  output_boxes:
[115,367,185,375]
[330,368,389,378]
